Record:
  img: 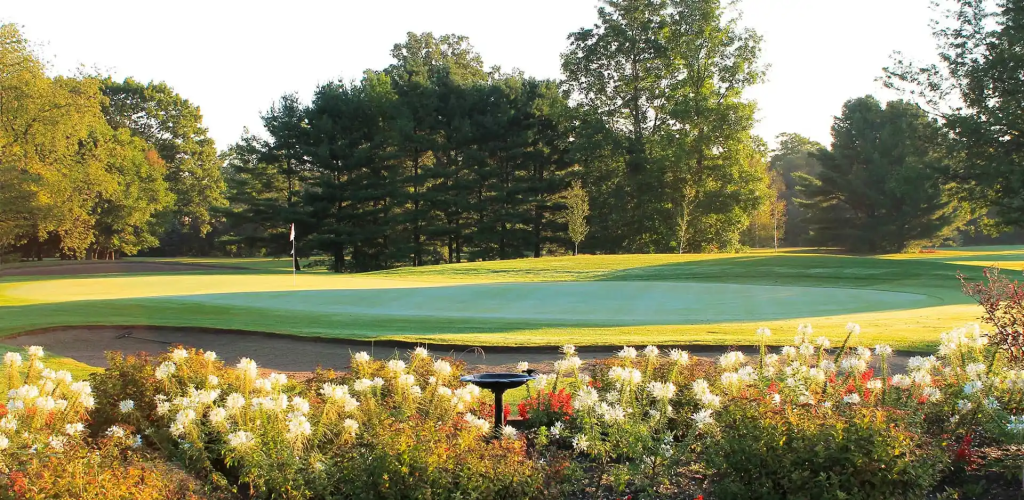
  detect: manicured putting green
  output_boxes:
[163,281,934,325]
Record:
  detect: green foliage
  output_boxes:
[704,405,946,500]
[885,0,1024,231]
[564,179,590,255]
[769,133,824,245]
[796,96,967,253]
[0,24,174,260]
[101,77,226,254]
[561,0,769,253]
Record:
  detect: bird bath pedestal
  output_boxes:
[460,373,535,430]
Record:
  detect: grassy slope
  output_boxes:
[0,249,1020,351]
[0,345,101,392]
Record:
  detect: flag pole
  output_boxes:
[290,223,296,287]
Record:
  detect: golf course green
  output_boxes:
[1,247,1021,350]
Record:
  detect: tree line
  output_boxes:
[4,0,1024,267]
[0,24,224,261]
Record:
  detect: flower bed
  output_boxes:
[2,323,1023,499]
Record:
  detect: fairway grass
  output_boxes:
[0,247,1021,351]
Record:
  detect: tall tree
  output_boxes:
[562,0,768,252]
[101,77,225,254]
[768,133,824,245]
[795,96,965,253]
[885,0,1024,231]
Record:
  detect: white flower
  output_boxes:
[799,343,816,356]
[845,323,861,336]
[0,435,7,450]
[719,351,746,370]
[840,358,867,374]
[286,414,312,440]
[668,349,690,365]
[353,351,371,363]
[963,380,984,395]
[106,425,127,439]
[560,344,576,356]
[874,344,893,356]
[781,346,798,358]
[433,360,452,377]
[966,363,987,380]
[27,346,44,358]
[397,374,417,387]
[65,422,85,436]
[353,379,373,392]
[462,413,491,434]
[573,387,600,409]
[207,375,219,387]
[912,371,933,386]
[0,416,16,432]
[598,403,627,422]
[291,396,311,414]
[412,347,430,358]
[691,408,714,428]
[691,379,711,397]
[700,392,721,409]
[169,348,188,362]
[554,356,583,373]
[202,351,216,361]
[646,381,677,400]
[225,393,245,411]
[922,387,942,401]
[372,377,385,388]
[855,347,872,360]
[118,400,135,413]
[643,345,660,358]
[227,430,254,448]
[236,358,258,380]
[572,434,589,452]
[208,407,227,425]
[54,370,72,384]
[387,359,407,374]
[501,425,519,439]
[843,393,861,404]
[985,397,1000,409]
[155,361,177,380]
[957,400,973,412]
[797,323,814,337]
[3,352,22,368]
[608,366,642,386]
[756,327,771,338]
[267,373,288,388]
[617,346,638,359]
[343,418,359,436]
[34,396,55,412]
[866,379,882,390]
[48,435,65,451]
[550,421,563,438]
[516,361,529,372]
[815,337,831,349]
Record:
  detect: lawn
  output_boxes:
[0,248,1021,351]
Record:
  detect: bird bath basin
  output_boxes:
[460,373,536,430]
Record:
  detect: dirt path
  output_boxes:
[0,262,235,277]
[4,326,916,375]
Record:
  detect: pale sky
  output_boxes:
[5,0,939,151]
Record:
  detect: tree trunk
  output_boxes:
[575,242,578,256]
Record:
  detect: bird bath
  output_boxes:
[460,373,535,430]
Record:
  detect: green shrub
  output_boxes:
[703,403,947,500]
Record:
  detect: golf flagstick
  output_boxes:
[290,223,296,286]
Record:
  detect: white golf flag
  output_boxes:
[290,223,295,241]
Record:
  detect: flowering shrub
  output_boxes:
[1,347,204,499]
[93,346,546,499]
[527,324,1024,499]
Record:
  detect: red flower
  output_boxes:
[844,383,857,395]
[767,381,779,394]
[860,369,875,385]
